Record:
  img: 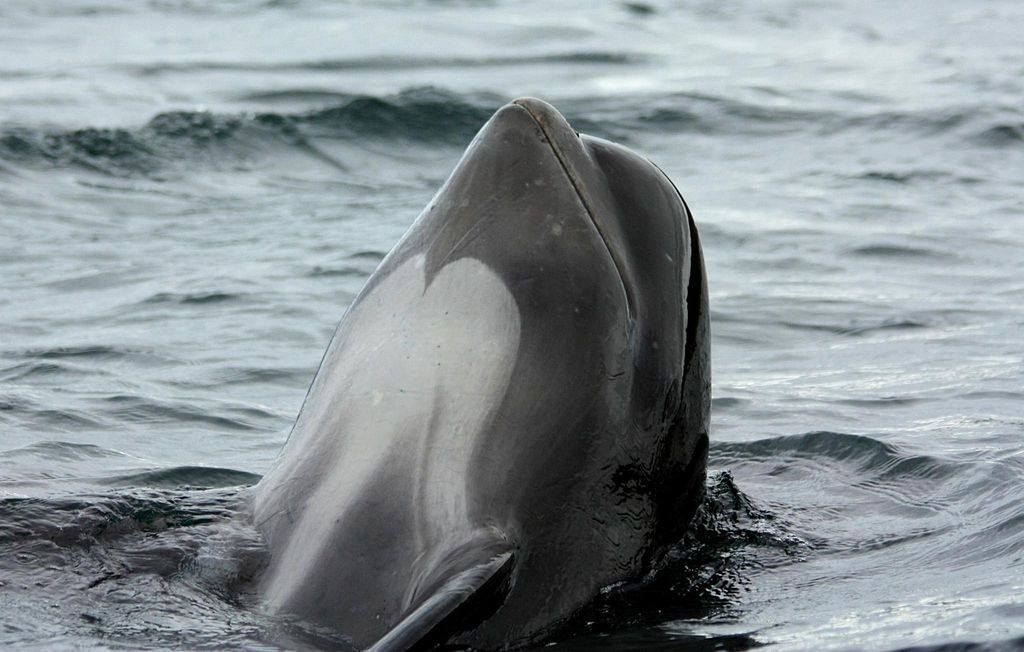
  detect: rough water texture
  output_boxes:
[1,0,1022,649]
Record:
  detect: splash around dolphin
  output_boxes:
[251,98,710,650]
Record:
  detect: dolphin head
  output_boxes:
[254,97,710,650]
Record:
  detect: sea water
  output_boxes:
[1,1,1022,649]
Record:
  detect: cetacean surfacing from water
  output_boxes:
[251,97,710,650]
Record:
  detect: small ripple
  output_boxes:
[849,244,952,259]
[8,345,171,365]
[42,269,145,292]
[308,265,367,278]
[892,635,1024,651]
[309,250,387,278]
[780,317,928,337]
[0,361,91,382]
[235,88,354,104]
[711,397,747,411]
[101,395,258,431]
[0,394,35,412]
[349,250,386,260]
[23,409,107,430]
[972,122,1024,147]
[625,92,827,135]
[959,390,1024,401]
[845,526,955,554]
[839,108,968,134]
[29,345,122,359]
[622,2,657,16]
[130,52,645,77]
[618,96,1007,142]
[856,170,983,185]
[0,394,108,430]
[4,441,129,462]
[834,396,929,408]
[143,291,246,306]
[105,466,260,490]
[209,366,308,386]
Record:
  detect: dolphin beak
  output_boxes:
[504,97,605,241]
[508,97,586,193]
[503,97,627,295]
[511,97,581,141]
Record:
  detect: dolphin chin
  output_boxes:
[252,97,710,650]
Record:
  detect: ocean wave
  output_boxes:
[713,431,1024,573]
[579,93,1020,143]
[131,52,645,76]
[3,87,1013,178]
[713,431,960,481]
[0,87,494,177]
[105,466,260,489]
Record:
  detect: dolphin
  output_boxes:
[251,98,710,650]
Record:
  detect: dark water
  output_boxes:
[2,0,1023,649]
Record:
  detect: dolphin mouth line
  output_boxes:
[510,99,630,299]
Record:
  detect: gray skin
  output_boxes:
[251,98,710,650]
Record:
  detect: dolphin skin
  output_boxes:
[252,98,710,650]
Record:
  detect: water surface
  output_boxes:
[2,0,1023,649]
